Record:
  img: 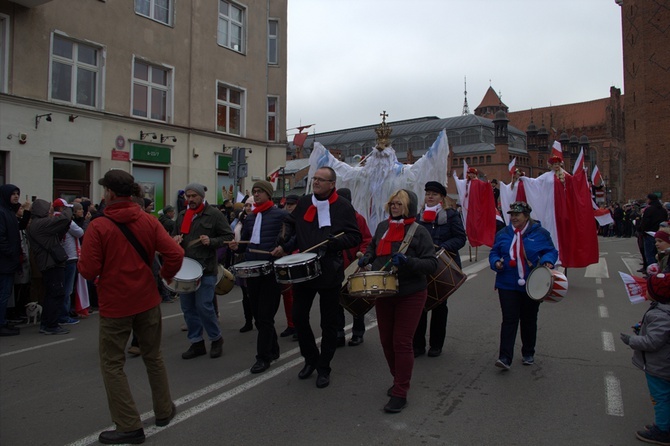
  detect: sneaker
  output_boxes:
[42,325,70,335]
[384,396,407,413]
[60,317,80,325]
[495,359,511,370]
[636,425,670,445]
[522,356,535,365]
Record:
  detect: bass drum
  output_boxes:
[215,264,235,295]
[525,266,568,303]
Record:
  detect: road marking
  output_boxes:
[66,321,379,446]
[604,372,624,416]
[601,331,615,351]
[597,289,605,299]
[462,258,489,275]
[622,257,643,276]
[0,338,75,357]
[595,278,602,285]
[585,257,609,278]
[599,305,609,318]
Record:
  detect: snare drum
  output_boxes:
[230,260,273,278]
[163,257,203,293]
[215,264,235,295]
[274,253,320,284]
[347,271,398,298]
[525,266,568,303]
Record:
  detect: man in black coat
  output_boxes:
[641,193,669,269]
[272,167,361,388]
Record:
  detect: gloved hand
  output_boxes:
[620,333,631,345]
[391,252,408,266]
[358,253,372,267]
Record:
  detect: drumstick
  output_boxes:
[303,232,344,253]
[224,240,251,244]
[248,248,272,255]
[379,240,410,272]
[186,239,202,248]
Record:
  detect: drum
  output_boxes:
[347,271,398,298]
[215,264,235,295]
[230,260,273,278]
[274,253,321,284]
[425,249,467,311]
[526,266,568,303]
[163,257,203,293]
[339,284,375,317]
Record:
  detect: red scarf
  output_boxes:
[253,200,274,214]
[304,190,338,222]
[376,217,415,255]
[422,204,441,223]
[180,202,205,234]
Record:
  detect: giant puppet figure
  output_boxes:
[499,162,527,225]
[452,164,497,247]
[307,114,450,231]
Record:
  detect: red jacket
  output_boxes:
[79,199,184,318]
[343,212,372,268]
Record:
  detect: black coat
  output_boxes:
[238,205,288,262]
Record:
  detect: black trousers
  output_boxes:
[41,267,65,329]
[413,301,448,351]
[337,305,366,338]
[292,282,340,375]
[247,274,281,361]
[497,288,541,362]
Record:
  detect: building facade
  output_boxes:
[0,0,287,209]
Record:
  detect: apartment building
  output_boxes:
[0,0,287,209]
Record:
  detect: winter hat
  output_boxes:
[647,273,670,303]
[53,198,73,208]
[185,183,206,198]
[654,229,670,245]
[424,181,447,196]
[252,180,274,199]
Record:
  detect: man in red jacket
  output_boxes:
[80,170,184,445]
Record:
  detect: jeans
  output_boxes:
[646,373,670,432]
[0,273,14,326]
[375,289,427,399]
[60,260,77,322]
[414,300,448,351]
[42,267,66,329]
[498,288,541,363]
[179,274,221,343]
[99,305,173,431]
[292,282,341,375]
[644,234,659,268]
[247,273,281,361]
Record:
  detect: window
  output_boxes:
[132,59,171,122]
[0,14,8,93]
[268,20,278,64]
[217,82,244,135]
[135,0,173,26]
[267,96,278,141]
[218,1,245,52]
[50,35,101,108]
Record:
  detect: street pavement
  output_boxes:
[0,236,657,445]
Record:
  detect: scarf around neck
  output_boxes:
[376,217,416,256]
[508,221,530,286]
[250,201,274,244]
[304,190,338,228]
[422,203,442,223]
[180,201,205,234]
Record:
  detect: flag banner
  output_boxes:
[572,148,584,176]
[293,133,308,147]
[594,208,614,226]
[591,165,603,186]
[619,271,648,304]
[508,157,516,176]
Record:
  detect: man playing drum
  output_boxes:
[489,201,557,370]
[229,181,288,374]
[271,167,361,389]
[173,183,233,360]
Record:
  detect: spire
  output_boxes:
[462,76,470,115]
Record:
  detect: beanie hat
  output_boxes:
[424,181,447,196]
[252,181,274,199]
[184,183,206,198]
[647,273,670,303]
[654,230,670,245]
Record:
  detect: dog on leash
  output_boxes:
[25,302,43,325]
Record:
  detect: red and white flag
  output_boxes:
[268,167,282,191]
[508,157,516,176]
[591,165,603,186]
[594,208,614,226]
[619,271,648,304]
[572,148,585,176]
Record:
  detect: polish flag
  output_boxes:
[508,157,516,176]
[572,148,585,176]
[591,165,603,186]
[268,168,282,190]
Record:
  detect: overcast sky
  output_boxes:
[286,0,624,137]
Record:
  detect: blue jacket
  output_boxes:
[489,221,558,291]
[238,205,288,262]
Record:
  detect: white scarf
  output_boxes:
[312,194,332,228]
[250,205,262,244]
[509,221,530,286]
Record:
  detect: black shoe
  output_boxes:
[0,325,20,336]
[210,338,223,358]
[298,363,316,379]
[316,373,330,389]
[413,348,425,358]
[348,335,364,346]
[182,341,206,359]
[384,396,407,413]
[280,327,296,337]
[239,322,253,333]
[155,403,177,427]
[336,337,346,348]
[427,347,442,357]
[271,351,280,361]
[250,359,270,374]
[98,428,145,445]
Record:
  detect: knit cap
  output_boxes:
[647,273,670,303]
[185,183,206,198]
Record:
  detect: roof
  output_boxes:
[283,158,310,174]
[507,97,614,135]
[475,86,507,110]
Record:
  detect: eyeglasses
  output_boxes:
[311,177,334,183]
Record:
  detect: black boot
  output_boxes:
[182,340,206,359]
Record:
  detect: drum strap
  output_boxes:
[103,216,152,267]
[399,223,419,255]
